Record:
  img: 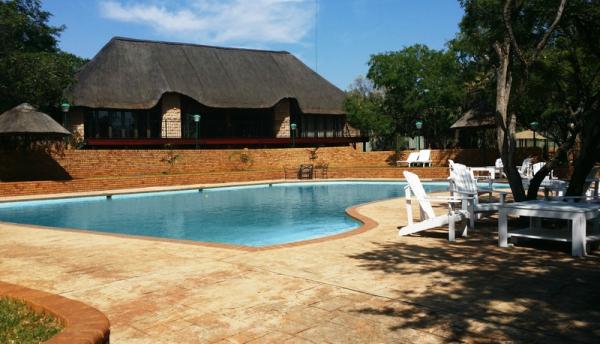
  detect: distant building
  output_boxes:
[65,37,365,148]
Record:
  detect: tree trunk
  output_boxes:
[566,112,600,196]
[495,41,526,202]
[526,141,572,200]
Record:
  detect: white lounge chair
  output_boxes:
[413,149,432,167]
[448,161,508,229]
[399,171,468,241]
[397,151,420,167]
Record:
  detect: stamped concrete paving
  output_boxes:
[1,194,600,343]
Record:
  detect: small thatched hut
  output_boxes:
[451,108,496,148]
[0,103,70,138]
[65,37,364,148]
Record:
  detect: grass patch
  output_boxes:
[0,297,63,344]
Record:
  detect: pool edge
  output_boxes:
[0,200,384,252]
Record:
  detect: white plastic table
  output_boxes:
[498,200,600,256]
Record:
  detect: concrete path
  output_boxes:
[1,196,600,343]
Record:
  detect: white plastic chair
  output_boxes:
[448,161,508,229]
[495,158,506,178]
[551,166,600,201]
[525,162,567,197]
[518,158,534,179]
[397,151,420,167]
[399,171,468,241]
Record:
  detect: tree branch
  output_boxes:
[533,0,568,57]
[493,41,504,60]
[503,0,568,67]
[503,0,528,66]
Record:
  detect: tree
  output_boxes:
[550,0,600,196]
[344,76,392,149]
[355,44,464,149]
[0,0,86,114]
[457,0,567,201]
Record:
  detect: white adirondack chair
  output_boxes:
[518,158,534,179]
[495,158,506,178]
[399,171,468,241]
[525,162,567,197]
[413,149,432,167]
[585,167,600,199]
[532,162,558,180]
[551,166,600,201]
[397,151,420,167]
[448,161,507,229]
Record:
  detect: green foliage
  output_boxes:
[0,0,63,55]
[160,144,181,174]
[454,0,600,198]
[0,297,63,343]
[307,147,319,161]
[228,148,254,170]
[455,0,600,143]
[0,0,86,114]
[0,51,86,113]
[344,76,392,147]
[366,44,465,148]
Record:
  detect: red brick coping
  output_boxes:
[0,281,110,344]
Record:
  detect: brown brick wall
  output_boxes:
[0,147,539,197]
[46,147,538,180]
[0,167,449,197]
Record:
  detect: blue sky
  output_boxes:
[43,0,464,90]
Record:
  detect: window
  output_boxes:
[85,108,160,139]
[300,115,345,138]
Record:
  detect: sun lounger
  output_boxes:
[397,151,420,167]
[412,149,432,167]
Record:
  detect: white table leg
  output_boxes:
[572,213,587,257]
[499,208,508,247]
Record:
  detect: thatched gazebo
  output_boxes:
[0,103,71,150]
[0,103,72,181]
[0,103,71,138]
[451,109,496,148]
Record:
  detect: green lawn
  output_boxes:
[0,297,63,344]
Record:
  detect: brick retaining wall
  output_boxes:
[0,147,539,196]
[0,167,449,197]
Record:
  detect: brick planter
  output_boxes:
[0,281,110,344]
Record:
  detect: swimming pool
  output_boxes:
[0,181,451,247]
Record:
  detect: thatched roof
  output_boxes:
[0,103,70,137]
[451,109,496,129]
[515,130,547,140]
[69,37,345,114]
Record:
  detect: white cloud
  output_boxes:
[99,0,315,45]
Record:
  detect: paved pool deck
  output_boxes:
[1,182,600,343]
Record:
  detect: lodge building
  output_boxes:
[65,37,365,148]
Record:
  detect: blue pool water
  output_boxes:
[0,182,451,247]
